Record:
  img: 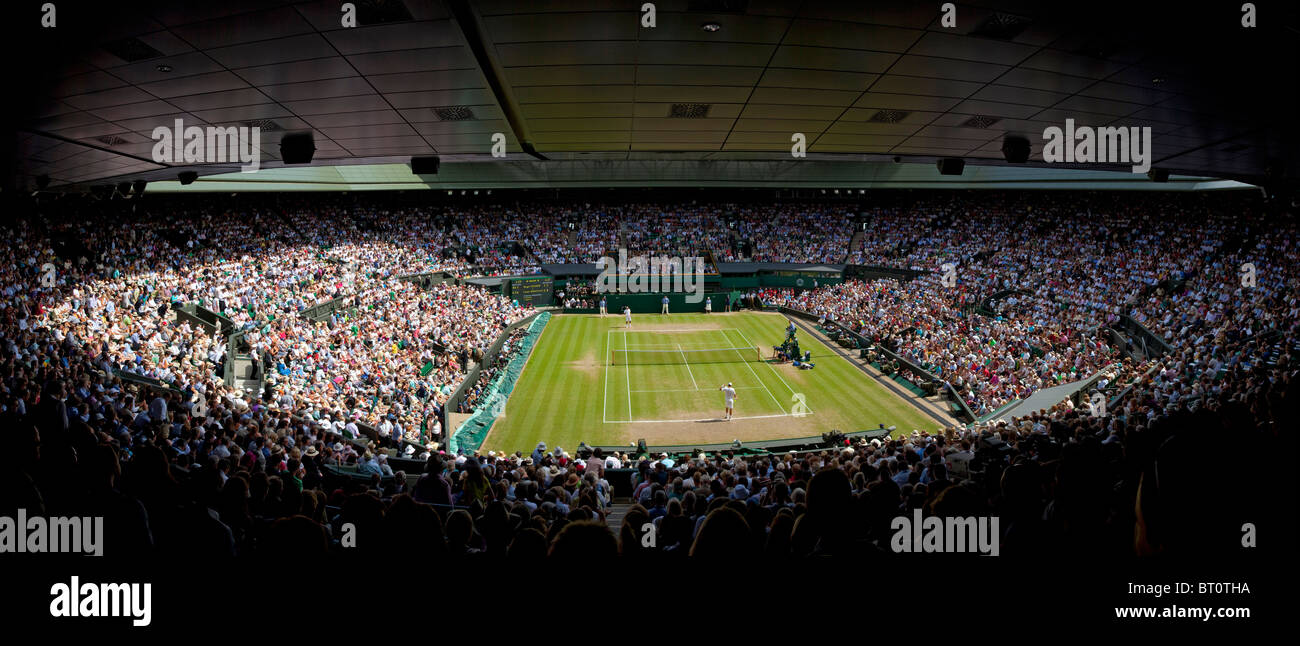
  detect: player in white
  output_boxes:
[720,382,737,420]
[623,305,632,328]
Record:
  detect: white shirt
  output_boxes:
[721,386,736,404]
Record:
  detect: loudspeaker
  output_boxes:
[1147,168,1169,183]
[1001,136,1030,163]
[35,175,50,190]
[132,180,147,196]
[115,182,132,198]
[937,158,965,175]
[410,155,441,175]
[280,132,316,164]
[178,171,198,185]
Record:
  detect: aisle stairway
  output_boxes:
[848,229,866,261]
[604,500,634,528]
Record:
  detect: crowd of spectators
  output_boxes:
[0,190,1293,561]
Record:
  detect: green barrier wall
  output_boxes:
[449,312,551,453]
[755,275,841,288]
[565,291,742,314]
[718,277,761,289]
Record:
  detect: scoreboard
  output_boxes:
[508,276,554,306]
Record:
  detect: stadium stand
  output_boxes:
[0,190,1294,559]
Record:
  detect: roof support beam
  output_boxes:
[445,0,547,161]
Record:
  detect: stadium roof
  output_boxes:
[8,0,1298,190]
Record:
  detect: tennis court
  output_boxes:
[603,327,812,423]
[481,312,941,452]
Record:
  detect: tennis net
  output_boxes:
[611,346,763,365]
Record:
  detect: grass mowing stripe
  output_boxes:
[623,329,632,421]
[602,328,610,423]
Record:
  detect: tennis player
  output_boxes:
[720,382,737,420]
[624,305,632,328]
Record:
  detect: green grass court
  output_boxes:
[481,311,941,453]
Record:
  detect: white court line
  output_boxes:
[677,343,699,390]
[720,328,786,415]
[625,342,749,346]
[630,386,763,393]
[602,329,611,424]
[625,343,718,347]
[605,413,793,424]
[733,326,805,403]
[620,328,740,333]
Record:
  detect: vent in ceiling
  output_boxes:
[97,135,127,146]
[355,0,414,25]
[102,37,165,63]
[869,110,910,124]
[434,106,476,121]
[687,0,749,13]
[963,115,1001,129]
[669,103,712,119]
[970,12,1033,41]
[243,119,282,131]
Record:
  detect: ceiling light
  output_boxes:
[701,22,721,32]
[155,64,172,72]
[1151,77,1164,84]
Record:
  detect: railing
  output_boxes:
[222,326,260,393]
[173,302,236,336]
[300,295,357,323]
[841,264,927,282]
[976,288,1031,318]
[111,368,184,395]
[398,271,455,290]
[1113,314,1174,359]
[1107,363,1162,410]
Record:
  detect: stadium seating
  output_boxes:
[0,190,1293,558]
